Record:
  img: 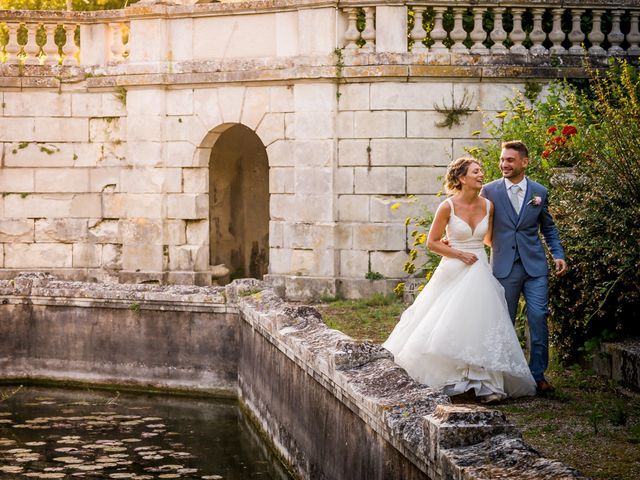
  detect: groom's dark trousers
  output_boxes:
[482,178,564,382]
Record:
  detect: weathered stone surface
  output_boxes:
[5,243,72,268]
[0,219,34,243]
[35,218,88,243]
[88,219,120,244]
[0,168,35,192]
[72,242,102,267]
[339,249,369,278]
[591,340,640,390]
[354,111,406,138]
[354,167,405,194]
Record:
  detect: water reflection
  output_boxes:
[0,385,292,480]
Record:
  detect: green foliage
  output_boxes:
[364,271,384,281]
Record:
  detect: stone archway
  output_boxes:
[209,124,269,282]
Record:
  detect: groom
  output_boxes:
[481,140,567,395]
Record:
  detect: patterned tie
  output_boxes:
[510,184,521,214]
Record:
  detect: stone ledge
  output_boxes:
[591,339,640,390]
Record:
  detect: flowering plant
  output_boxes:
[542,124,580,167]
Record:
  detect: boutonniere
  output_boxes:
[527,195,542,206]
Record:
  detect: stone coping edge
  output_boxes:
[230,278,586,479]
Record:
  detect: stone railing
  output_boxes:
[340,1,640,56]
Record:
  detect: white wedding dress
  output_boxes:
[383,198,536,400]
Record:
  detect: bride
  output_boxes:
[383,157,536,402]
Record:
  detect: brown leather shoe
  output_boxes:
[536,379,555,395]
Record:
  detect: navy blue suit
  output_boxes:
[482,178,564,381]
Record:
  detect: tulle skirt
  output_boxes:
[383,250,536,400]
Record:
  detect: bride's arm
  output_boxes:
[427,201,479,265]
[484,201,494,247]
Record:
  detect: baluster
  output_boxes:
[361,7,376,53]
[469,7,488,54]
[529,8,548,55]
[568,9,586,55]
[43,23,59,65]
[628,11,640,56]
[5,23,22,64]
[450,8,468,53]
[123,23,130,58]
[490,7,507,53]
[608,10,625,55]
[430,7,448,53]
[588,10,606,56]
[549,8,566,54]
[24,22,41,65]
[62,24,79,66]
[410,6,427,53]
[343,8,360,51]
[510,8,527,54]
[110,23,126,62]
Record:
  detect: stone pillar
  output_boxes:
[375,6,408,53]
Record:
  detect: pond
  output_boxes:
[0,385,293,480]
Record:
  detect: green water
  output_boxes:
[0,385,293,480]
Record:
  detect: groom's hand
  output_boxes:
[554,259,568,276]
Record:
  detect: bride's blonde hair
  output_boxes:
[445,157,480,193]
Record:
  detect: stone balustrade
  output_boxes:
[1,0,639,69]
[341,1,640,56]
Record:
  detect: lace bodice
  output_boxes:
[445,197,489,251]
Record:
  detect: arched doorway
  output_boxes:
[209,124,269,282]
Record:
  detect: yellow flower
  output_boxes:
[496,111,508,119]
[471,130,481,136]
[391,203,401,210]
[415,233,427,245]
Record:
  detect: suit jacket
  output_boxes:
[481,178,564,279]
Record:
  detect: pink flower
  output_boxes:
[528,195,542,206]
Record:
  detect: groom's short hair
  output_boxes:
[501,140,529,159]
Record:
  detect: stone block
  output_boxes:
[121,218,163,245]
[270,86,294,113]
[294,194,333,222]
[186,220,209,245]
[338,195,369,222]
[101,193,126,218]
[453,138,485,160]
[406,167,448,194]
[167,193,208,219]
[376,6,408,53]
[370,195,415,223]
[298,7,336,55]
[102,243,122,270]
[70,194,102,218]
[294,84,336,112]
[293,112,335,140]
[270,167,295,194]
[5,243,72,268]
[166,142,198,167]
[354,111,405,138]
[285,113,295,139]
[35,168,89,193]
[4,193,73,218]
[270,194,295,221]
[294,167,332,194]
[126,88,166,116]
[35,218,88,243]
[266,140,295,167]
[4,142,75,168]
[163,219,186,245]
[89,167,121,193]
[126,115,162,143]
[182,168,208,193]
[353,223,406,250]
[338,139,369,166]
[455,82,523,111]
[338,84,370,111]
[168,245,208,271]
[0,219,34,242]
[370,139,452,166]
[0,168,34,192]
[335,223,352,249]
[168,17,193,62]
[256,113,285,147]
[35,117,89,142]
[268,247,292,274]
[290,249,316,275]
[166,88,194,116]
[125,193,164,218]
[121,167,182,194]
[219,86,246,124]
[354,167,405,194]
[88,219,120,244]
[71,92,123,117]
[336,112,354,138]
[193,89,223,129]
[294,140,334,167]
[4,91,71,117]
[283,223,334,250]
[89,117,126,143]
[269,221,284,248]
[339,249,369,278]
[370,250,408,277]
[407,111,484,139]
[241,87,270,130]
[0,117,36,142]
[370,82,451,110]
[335,167,354,194]
[122,244,164,271]
[73,243,102,268]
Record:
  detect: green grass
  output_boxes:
[316,296,640,480]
